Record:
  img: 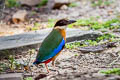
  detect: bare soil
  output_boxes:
[0,0,120,36]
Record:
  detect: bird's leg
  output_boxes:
[52,51,61,67]
[51,58,60,75]
[52,59,55,67]
[45,63,50,73]
[52,56,60,67]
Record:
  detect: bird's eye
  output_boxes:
[60,21,66,25]
[60,21,63,24]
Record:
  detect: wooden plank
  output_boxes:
[0,28,102,50]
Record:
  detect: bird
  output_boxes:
[33,19,76,73]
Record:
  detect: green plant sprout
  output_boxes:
[100,68,120,75]
[0,63,9,73]
[65,33,117,49]
[47,19,56,28]
[37,0,48,8]
[5,0,20,8]
[91,0,114,7]
[32,22,41,31]
[8,55,21,70]
[69,18,120,30]
[69,2,79,7]
[24,77,33,80]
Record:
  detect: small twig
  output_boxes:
[28,52,32,76]
[109,52,120,66]
[27,50,32,66]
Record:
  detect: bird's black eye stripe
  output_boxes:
[54,19,76,27]
[54,20,68,27]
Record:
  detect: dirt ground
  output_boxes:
[2,44,119,80]
[0,0,120,36]
[29,44,120,80]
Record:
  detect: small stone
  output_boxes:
[0,73,23,80]
[12,10,28,24]
[92,73,105,78]
[18,0,42,6]
[111,23,119,26]
[78,45,104,53]
[113,29,120,32]
[35,74,47,80]
[104,75,120,80]
[84,74,91,78]
[53,0,70,9]
[60,5,68,10]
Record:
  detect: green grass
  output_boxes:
[24,77,33,80]
[32,22,41,30]
[0,49,36,73]
[8,55,21,70]
[47,19,56,28]
[65,33,116,49]
[103,18,120,29]
[68,18,102,29]
[0,55,21,72]
[37,0,48,8]
[0,63,9,73]
[69,18,120,30]
[91,0,114,7]
[100,68,120,75]
[69,2,79,7]
[5,0,20,8]
[26,22,41,31]
[65,42,80,49]
[34,22,41,27]
[46,17,120,30]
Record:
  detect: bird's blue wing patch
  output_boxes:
[41,38,65,62]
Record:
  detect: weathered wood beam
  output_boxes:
[0,28,102,50]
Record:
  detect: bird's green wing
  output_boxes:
[35,29,65,62]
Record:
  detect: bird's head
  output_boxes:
[54,19,76,29]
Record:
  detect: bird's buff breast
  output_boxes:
[55,28,66,41]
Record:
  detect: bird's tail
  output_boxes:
[33,60,41,65]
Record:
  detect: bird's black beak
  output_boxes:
[68,20,76,24]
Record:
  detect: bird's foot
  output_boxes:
[47,70,59,75]
[52,61,55,67]
[50,67,60,75]
[52,64,56,69]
